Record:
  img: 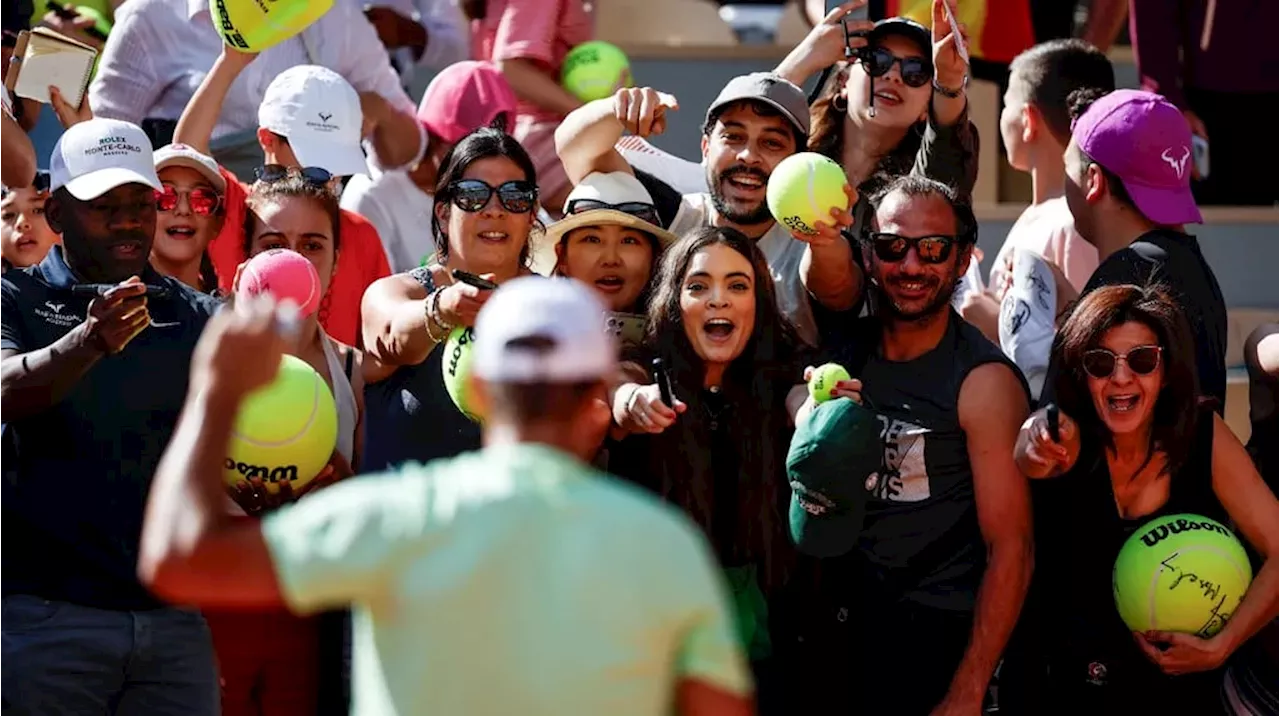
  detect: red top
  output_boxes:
[208,167,391,347]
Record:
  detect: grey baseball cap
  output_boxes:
[706,73,810,137]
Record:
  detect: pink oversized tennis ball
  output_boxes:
[238,249,322,317]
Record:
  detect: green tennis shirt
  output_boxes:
[263,443,752,715]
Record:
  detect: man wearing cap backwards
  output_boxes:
[1,118,221,714]
[169,45,397,347]
[138,278,754,716]
[789,175,1032,714]
[1038,88,1227,411]
[342,60,519,273]
[556,72,857,347]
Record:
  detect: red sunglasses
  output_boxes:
[155,186,221,216]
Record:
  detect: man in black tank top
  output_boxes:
[803,177,1033,714]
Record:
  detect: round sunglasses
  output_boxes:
[1082,345,1163,379]
[448,179,537,214]
[155,186,221,216]
[868,232,956,264]
[860,47,932,88]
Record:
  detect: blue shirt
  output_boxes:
[1,247,219,610]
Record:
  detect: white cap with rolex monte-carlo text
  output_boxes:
[49,118,160,200]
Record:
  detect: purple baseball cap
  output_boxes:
[1072,89,1203,225]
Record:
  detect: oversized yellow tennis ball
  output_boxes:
[224,354,339,495]
[211,0,334,52]
[442,326,481,422]
[767,152,850,236]
[808,363,851,404]
[561,41,632,102]
[1113,513,1253,637]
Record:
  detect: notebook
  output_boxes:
[3,28,98,107]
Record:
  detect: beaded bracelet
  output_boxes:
[423,289,446,343]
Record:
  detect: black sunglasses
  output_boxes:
[860,47,932,88]
[867,232,956,264]
[31,171,51,193]
[1082,345,1163,379]
[448,179,537,214]
[254,164,333,186]
[565,198,660,225]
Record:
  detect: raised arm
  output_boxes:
[774,0,869,87]
[2,107,37,189]
[360,269,493,370]
[556,87,678,185]
[945,362,1034,712]
[173,46,258,155]
[1014,405,1081,478]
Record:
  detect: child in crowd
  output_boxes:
[1,172,59,271]
[961,39,1114,339]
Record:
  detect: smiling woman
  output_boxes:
[607,225,812,709]
[149,144,227,294]
[1013,284,1279,714]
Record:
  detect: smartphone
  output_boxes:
[1046,403,1061,443]
[1191,136,1210,179]
[941,0,969,64]
[451,269,498,291]
[605,312,646,347]
[71,283,172,299]
[652,357,675,408]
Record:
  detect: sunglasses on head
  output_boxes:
[860,47,932,88]
[565,198,660,225]
[867,232,956,264]
[1082,345,1163,379]
[155,186,221,216]
[448,179,537,214]
[254,164,333,186]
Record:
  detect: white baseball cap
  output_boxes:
[258,65,367,178]
[49,118,160,200]
[154,143,226,192]
[473,276,618,384]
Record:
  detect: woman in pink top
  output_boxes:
[465,0,593,218]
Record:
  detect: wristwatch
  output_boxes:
[932,75,969,98]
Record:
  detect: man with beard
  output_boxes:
[1,118,221,714]
[790,175,1034,714]
[556,74,856,346]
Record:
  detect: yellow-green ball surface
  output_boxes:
[561,41,632,102]
[1113,513,1253,637]
[767,152,850,236]
[809,363,851,404]
[212,0,334,51]
[224,354,339,494]
[442,326,481,422]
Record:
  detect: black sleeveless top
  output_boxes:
[359,267,481,472]
[1033,407,1226,713]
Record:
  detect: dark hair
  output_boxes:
[1053,284,1200,478]
[1066,87,1111,124]
[1009,39,1115,145]
[703,99,807,151]
[430,126,539,266]
[639,225,803,591]
[487,380,602,424]
[460,0,486,20]
[869,174,978,245]
[242,171,342,256]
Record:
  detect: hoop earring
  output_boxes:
[832,94,848,113]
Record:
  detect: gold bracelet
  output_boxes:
[423,290,445,343]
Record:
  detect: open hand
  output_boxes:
[612,87,678,138]
[190,294,297,400]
